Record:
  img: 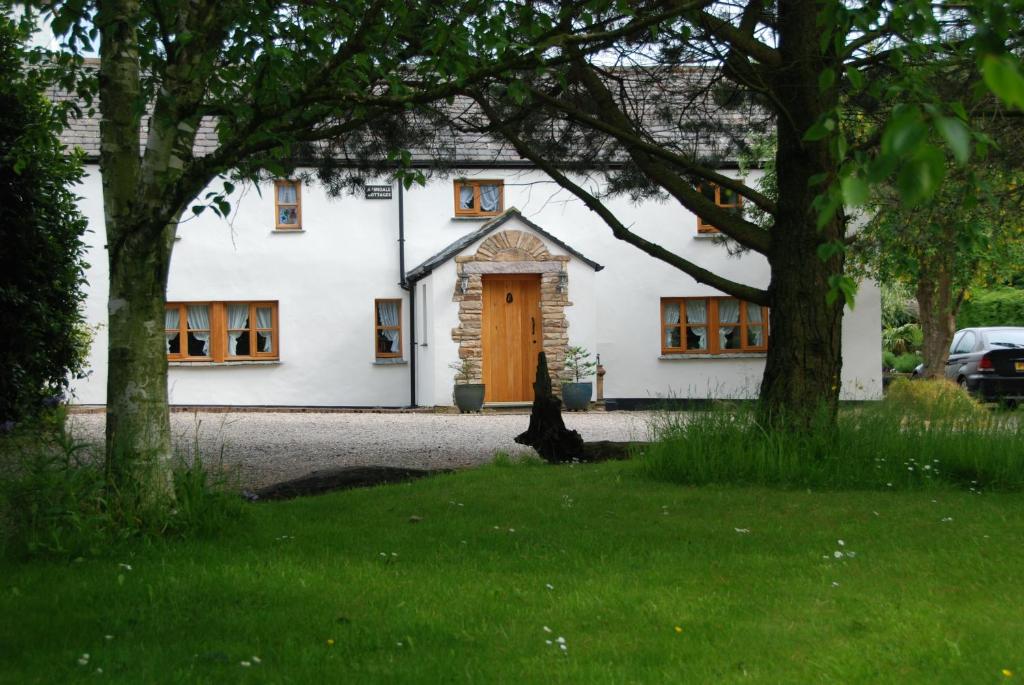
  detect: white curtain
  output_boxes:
[187,304,211,355]
[277,183,297,203]
[746,303,763,346]
[377,301,399,353]
[256,307,273,352]
[480,184,500,212]
[719,299,740,349]
[685,299,708,350]
[663,301,680,349]
[459,185,475,210]
[165,308,180,353]
[227,304,249,355]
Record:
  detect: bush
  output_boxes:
[882,323,923,356]
[882,350,897,370]
[891,352,922,374]
[884,378,986,422]
[0,18,89,424]
[637,390,1021,491]
[958,288,1024,328]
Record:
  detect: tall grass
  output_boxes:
[0,409,244,559]
[637,379,1024,491]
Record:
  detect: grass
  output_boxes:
[639,381,1024,491]
[2,459,1024,683]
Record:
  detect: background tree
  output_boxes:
[462,0,1024,426]
[0,14,88,426]
[34,0,681,502]
[853,165,1024,377]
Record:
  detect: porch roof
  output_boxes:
[405,208,604,284]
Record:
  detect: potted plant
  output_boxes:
[450,357,485,413]
[562,345,597,411]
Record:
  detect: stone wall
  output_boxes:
[450,229,572,393]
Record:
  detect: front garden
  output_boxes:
[2,381,1023,683]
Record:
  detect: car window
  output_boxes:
[986,330,1024,348]
[954,331,976,354]
[949,332,963,354]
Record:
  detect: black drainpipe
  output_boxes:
[397,181,417,408]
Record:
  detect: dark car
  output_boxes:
[941,327,1024,403]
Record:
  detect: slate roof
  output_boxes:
[53,65,766,166]
[405,208,604,284]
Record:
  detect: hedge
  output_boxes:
[958,288,1024,328]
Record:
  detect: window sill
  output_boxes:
[169,360,282,367]
[659,352,767,360]
[693,232,722,240]
[452,215,500,221]
[271,228,305,234]
[373,358,407,365]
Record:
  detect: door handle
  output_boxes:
[531,317,536,336]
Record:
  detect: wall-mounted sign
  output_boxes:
[365,185,393,200]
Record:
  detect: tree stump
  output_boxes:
[515,351,584,463]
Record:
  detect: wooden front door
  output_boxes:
[482,274,542,403]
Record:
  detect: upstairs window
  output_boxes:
[454,179,503,217]
[661,297,768,354]
[275,180,301,229]
[166,302,278,362]
[697,183,742,233]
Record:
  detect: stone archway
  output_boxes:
[451,230,571,392]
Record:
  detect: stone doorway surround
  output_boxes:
[451,229,571,392]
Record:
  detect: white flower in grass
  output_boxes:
[543,626,552,633]
[545,640,552,645]
[77,653,90,666]
[942,517,954,522]
[95,668,103,674]
[734,528,750,534]
[104,635,113,641]
[252,656,261,664]
[837,540,845,546]
[118,563,132,572]
[833,551,843,559]
[831,581,840,587]
[559,644,568,652]
[556,637,566,644]
[545,584,554,590]
[240,661,251,668]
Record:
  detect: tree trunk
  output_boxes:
[104,222,176,502]
[98,0,174,503]
[916,266,959,379]
[758,0,846,428]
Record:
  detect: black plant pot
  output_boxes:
[453,384,485,413]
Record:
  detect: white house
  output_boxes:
[65,134,883,409]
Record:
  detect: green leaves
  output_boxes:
[826,275,858,308]
[935,117,970,165]
[981,54,1024,110]
[840,175,869,207]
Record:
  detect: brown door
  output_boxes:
[482,274,542,402]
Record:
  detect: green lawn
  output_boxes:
[2,460,1023,684]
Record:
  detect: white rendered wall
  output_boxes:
[70,165,882,407]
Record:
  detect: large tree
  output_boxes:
[34,0,684,501]
[461,0,1024,426]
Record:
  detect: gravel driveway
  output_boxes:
[68,411,656,488]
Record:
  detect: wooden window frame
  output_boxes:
[696,183,743,234]
[274,179,302,230]
[374,298,403,359]
[661,297,769,355]
[453,179,504,217]
[165,301,279,362]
